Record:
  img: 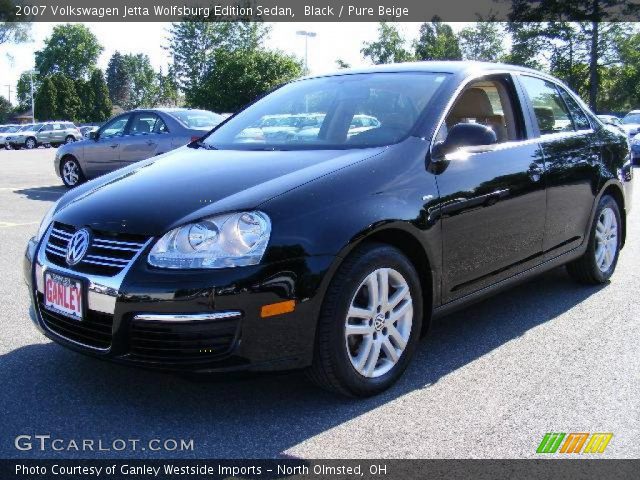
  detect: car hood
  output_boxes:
[54,145,385,236]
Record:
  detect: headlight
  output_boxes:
[35,201,59,241]
[148,211,271,269]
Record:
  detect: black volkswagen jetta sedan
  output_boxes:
[24,62,633,397]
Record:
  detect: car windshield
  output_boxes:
[170,110,224,129]
[201,72,450,150]
[621,113,640,124]
[18,124,36,132]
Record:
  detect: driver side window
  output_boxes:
[101,115,130,138]
[438,78,520,146]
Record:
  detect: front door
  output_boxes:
[84,114,130,178]
[119,112,166,164]
[435,75,547,302]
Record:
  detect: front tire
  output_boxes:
[60,156,85,188]
[567,195,621,284]
[307,243,423,397]
[25,137,37,149]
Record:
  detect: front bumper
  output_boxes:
[24,230,335,373]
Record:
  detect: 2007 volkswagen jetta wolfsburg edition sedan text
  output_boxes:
[24,62,633,397]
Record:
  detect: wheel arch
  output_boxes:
[598,181,626,248]
[328,224,436,337]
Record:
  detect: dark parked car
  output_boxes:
[55,108,225,187]
[24,62,633,397]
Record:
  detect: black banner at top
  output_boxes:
[1,0,640,22]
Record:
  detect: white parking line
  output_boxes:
[0,221,38,228]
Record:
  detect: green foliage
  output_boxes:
[189,48,302,112]
[34,76,57,121]
[0,95,12,123]
[166,21,271,98]
[361,23,414,65]
[88,69,113,122]
[414,19,461,61]
[106,51,130,107]
[459,23,505,62]
[155,66,180,107]
[50,73,81,120]
[121,53,157,110]
[335,59,351,69]
[16,71,39,111]
[35,24,103,79]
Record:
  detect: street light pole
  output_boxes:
[296,30,317,75]
[28,70,36,123]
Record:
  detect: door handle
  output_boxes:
[146,141,156,146]
[110,144,119,148]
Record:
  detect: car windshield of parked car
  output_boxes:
[170,110,224,129]
[17,124,37,132]
[622,113,640,124]
[201,72,449,150]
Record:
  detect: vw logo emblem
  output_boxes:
[66,228,90,266]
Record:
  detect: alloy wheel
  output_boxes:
[66,136,75,144]
[344,268,413,378]
[25,138,36,149]
[594,206,618,272]
[62,160,80,186]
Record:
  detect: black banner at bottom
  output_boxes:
[2,459,639,480]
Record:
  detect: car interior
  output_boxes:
[441,79,520,145]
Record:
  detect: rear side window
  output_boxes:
[558,89,591,131]
[520,76,573,136]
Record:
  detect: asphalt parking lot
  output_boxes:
[1,147,639,459]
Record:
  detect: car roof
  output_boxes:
[626,110,640,114]
[300,60,559,82]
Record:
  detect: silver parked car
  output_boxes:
[5,121,82,149]
[55,108,224,187]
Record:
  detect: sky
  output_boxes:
[0,22,470,105]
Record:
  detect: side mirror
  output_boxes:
[89,131,99,141]
[434,122,497,159]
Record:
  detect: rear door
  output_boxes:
[516,75,600,259]
[435,74,547,302]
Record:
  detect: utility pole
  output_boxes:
[296,30,317,75]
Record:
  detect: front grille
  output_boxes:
[37,293,113,349]
[45,222,148,276]
[129,317,240,363]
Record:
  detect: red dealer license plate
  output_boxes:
[44,272,83,321]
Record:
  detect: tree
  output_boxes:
[508,0,640,110]
[35,24,102,79]
[74,78,94,122]
[106,51,130,106]
[34,77,57,121]
[155,66,180,107]
[189,48,302,112]
[0,1,31,45]
[88,69,112,122]
[166,20,271,100]
[335,59,351,69]
[121,53,157,110]
[414,19,462,61]
[16,71,39,111]
[50,73,80,120]
[361,22,413,65]
[0,95,12,123]
[459,23,505,62]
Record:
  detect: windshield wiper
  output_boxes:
[190,140,217,150]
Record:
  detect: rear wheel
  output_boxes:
[65,135,76,144]
[567,195,621,284]
[60,156,85,188]
[307,243,423,397]
[25,137,36,149]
